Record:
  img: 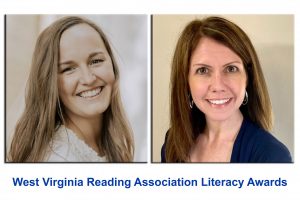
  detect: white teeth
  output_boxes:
[208,98,230,105]
[78,87,102,98]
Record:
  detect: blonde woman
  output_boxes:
[8,16,134,162]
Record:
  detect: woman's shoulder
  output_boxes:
[161,131,168,163]
[242,119,292,163]
[44,125,105,162]
[44,125,78,162]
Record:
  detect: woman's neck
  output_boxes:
[204,111,244,142]
[189,111,244,162]
[65,114,103,155]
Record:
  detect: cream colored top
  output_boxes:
[45,125,106,162]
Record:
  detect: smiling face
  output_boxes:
[58,23,115,121]
[188,37,247,122]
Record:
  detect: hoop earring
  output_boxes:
[189,94,194,109]
[242,91,248,105]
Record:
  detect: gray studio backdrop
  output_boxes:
[6,15,148,162]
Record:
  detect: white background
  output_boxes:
[1,0,299,200]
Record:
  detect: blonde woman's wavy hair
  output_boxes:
[166,16,272,162]
[8,16,134,162]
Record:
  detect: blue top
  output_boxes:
[161,118,292,163]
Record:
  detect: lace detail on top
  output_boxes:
[45,125,106,162]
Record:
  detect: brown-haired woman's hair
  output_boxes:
[8,16,134,162]
[166,16,272,162]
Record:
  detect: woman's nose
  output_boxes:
[210,72,226,92]
[79,66,96,85]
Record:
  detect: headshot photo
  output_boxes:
[6,15,148,162]
[153,15,293,163]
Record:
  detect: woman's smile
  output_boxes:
[76,86,104,99]
[206,98,232,106]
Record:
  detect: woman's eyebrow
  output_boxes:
[88,51,104,60]
[59,60,74,67]
[192,61,242,68]
[192,63,212,68]
[59,52,105,66]
[222,61,242,67]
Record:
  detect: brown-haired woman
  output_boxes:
[8,16,134,162]
[161,16,291,163]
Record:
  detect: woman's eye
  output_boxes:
[89,59,103,66]
[226,65,238,73]
[196,67,209,75]
[62,66,76,73]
